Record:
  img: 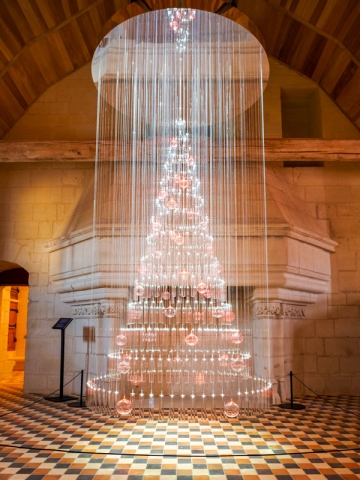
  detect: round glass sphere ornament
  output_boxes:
[115,333,127,346]
[144,331,155,342]
[231,355,246,372]
[175,235,184,245]
[165,306,176,318]
[195,372,205,385]
[161,290,170,300]
[179,177,188,189]
[152,220,162,232]
[134,285,145,297]
[219,353,229,367]
[197,281,208,294]
[213,306,224,318]
[187,209,195,220]
[185,330,199,346]
[130,373,143,386]
[224,311,235,323]
[224,398,239,418]
[170,20,179,31]
[231,331,244,344]
[167,197,177,209]
[116,396,133,416]
[117,360,130,374]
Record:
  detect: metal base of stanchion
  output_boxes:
[46,396,77,403]
[279,402,306,410]
[68,400,87,408]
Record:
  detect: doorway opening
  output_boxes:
[0,265,29,384]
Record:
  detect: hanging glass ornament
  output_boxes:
[185,330,199,346]
[115,333,127,346]
[224,398,239,418]
[116,396,133,416]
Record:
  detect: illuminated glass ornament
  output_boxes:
[167,198,177,209]
[161,290,170,300]
[231,355,246,372]
[195,372,205,385]
[115,333,127,346]
[187,209,195,219]
[231,331,244,344]
[224,398,239,418]
[130,372,143,386]
[213,306,224,318]
[197,282,208,294]
[185,330,199,346]
[165,306,176,317]
[144,331,155,342]
[117,360,130,374]
[134,285,145,297]
[219,353,229,367]
[179,177,188,188]
[116,396,133,416]
[175,235,184,245]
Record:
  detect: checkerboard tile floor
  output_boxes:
[0,374,359,479]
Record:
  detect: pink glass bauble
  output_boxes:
[225,312,235,323]
[116,396,133,416]
[224,398,239,418]
[165,306,176,318]
[152,220,162,232]
[130,373,142,386]
[171,20,179,31]
[213,306,224,318]
[175,235,184,245]
[231,331,244,344]
[161,290,170,300]
[185,330,198,346]
[134,285,145,297]
[167,198,177,209]
[176,9,182,18]
[195,372,205,385]
[197,282,208,294]
[179,177,188,189]
[144,332,155,342]
[180,270,188,280]
[231,356,246,372]
[193,311,203,323]
[117,360,130,374]
[219,353,229,367]
[205,244,213,254]
[187,210,195,220]
[158,189,166,199]
[115,334,127,346]
[189,9,196,20]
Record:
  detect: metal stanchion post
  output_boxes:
[279,371,306,410]
[69,370,87,408]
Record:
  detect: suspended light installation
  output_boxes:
[88,8,271,420]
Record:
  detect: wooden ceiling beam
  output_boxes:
[0,139,359,163]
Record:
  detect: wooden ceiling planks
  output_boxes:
[0,0,359,139]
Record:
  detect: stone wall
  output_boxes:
[282,165,360,396]
[0,162,93,393]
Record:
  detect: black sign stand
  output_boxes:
[46,318,76,403]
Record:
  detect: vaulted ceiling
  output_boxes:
[0,0,359,139]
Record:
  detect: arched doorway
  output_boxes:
[0,262,29,384]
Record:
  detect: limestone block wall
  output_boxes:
[0,162,94,393]
[282,165,360,396]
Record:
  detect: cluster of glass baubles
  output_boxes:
[113,117,246,418]
[168,8,196,52]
